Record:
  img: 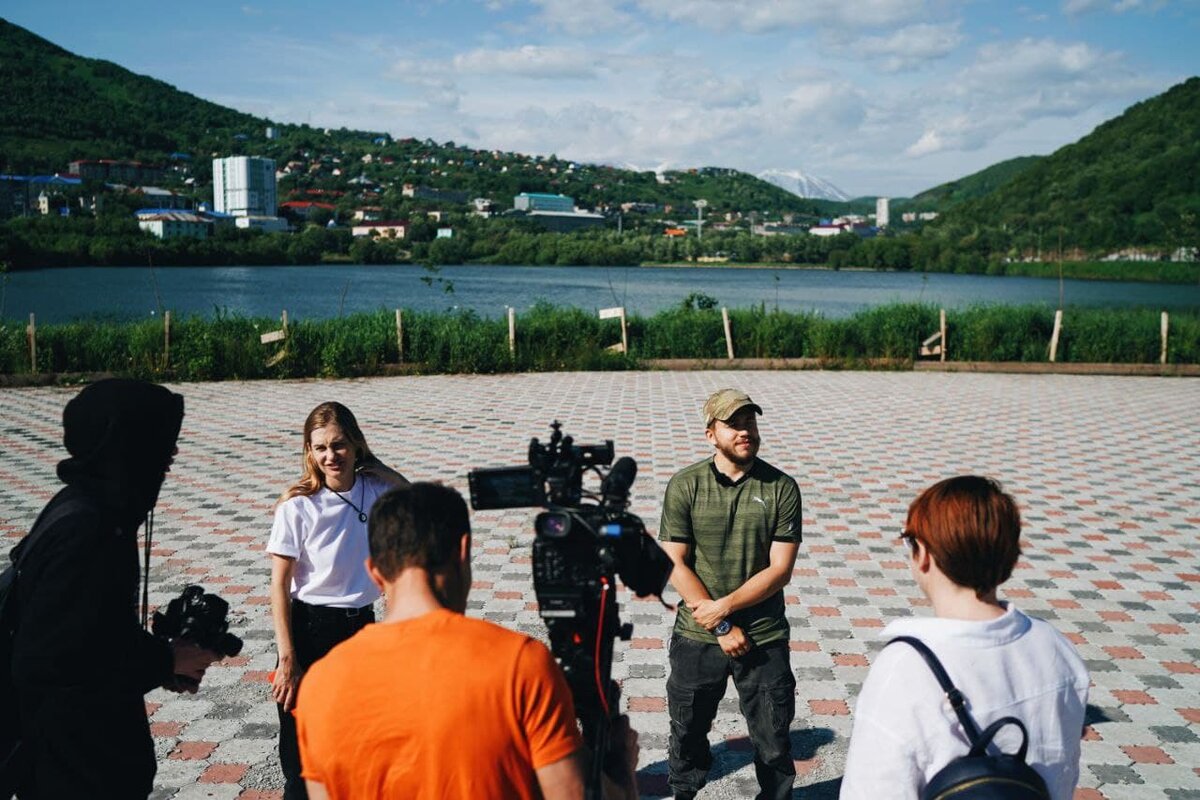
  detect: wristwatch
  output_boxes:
[713,619,732,636]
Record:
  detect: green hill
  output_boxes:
[0,18,819,218]
[905,156,1042,212]
[0,18,268,169]
[931,77,1200,253]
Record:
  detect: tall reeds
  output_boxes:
[1,303,1195,381]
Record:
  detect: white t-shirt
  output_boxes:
[840,604,1089,800]
[267,473,390,608]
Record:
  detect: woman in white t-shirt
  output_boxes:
[840,476,1090,800]
[267,401,408,800]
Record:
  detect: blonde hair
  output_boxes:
[276,402,376,506]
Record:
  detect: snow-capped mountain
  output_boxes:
[757,169,851,202]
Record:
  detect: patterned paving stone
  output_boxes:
[2,371,1197,799]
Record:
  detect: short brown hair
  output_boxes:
[905,476,1021,597]
[368,483,470,580]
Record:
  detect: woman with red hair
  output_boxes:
[840,476,1089,800]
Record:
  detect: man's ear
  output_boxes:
[458,533,471,564]
[365,557,388,592]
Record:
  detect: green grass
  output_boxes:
[2,303,1197,380]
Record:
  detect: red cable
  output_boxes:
[594,577,611,717]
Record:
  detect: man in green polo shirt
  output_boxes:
[659,388,802,800]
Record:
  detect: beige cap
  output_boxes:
[702,388,762,427]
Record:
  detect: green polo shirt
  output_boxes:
[658,457,802,645]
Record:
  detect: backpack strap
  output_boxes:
[5,494,94,599]
[970,716,1031,762]
[887,635,983,742]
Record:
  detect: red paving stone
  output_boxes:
[170,741,217,760]
[200,763,249,783]
[1112,690,1157,706]
[1121,746,1174,765]
[808,700,850,716]
[628,637,663,649]
[627,696,665,712]
[151,721,185,738]
[1177,708,1200,723]
[833,654,870,667]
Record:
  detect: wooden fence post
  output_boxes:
[1161,311,1169,365]
[919,308,946,360]
[26,313,36,373]
[721,307,735,360]
[939,308,946,363]
[599,307,627,353]
[163,310,171,371]
[1049,309,1063,363]
[508,307,516,357]
[395,309,404,363]
[260,310,289,367]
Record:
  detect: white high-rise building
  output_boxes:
[212,156,276,217]
[876,197,890,228]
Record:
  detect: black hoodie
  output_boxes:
[10,379,184,799]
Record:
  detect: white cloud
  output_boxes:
[452,45,605,79]
[656,67,760,108]
[848,22,965,72]
[1062,0,1155,14]
[1062,0,1109,13]
[529,0,637,36]
[902,37,1154,157]
[635,0,927,33]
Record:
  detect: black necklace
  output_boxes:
[331,479,368,523]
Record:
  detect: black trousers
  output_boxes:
[666,634,796,800]
[277,599,374,800]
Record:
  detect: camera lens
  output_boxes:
[535,512,571,539]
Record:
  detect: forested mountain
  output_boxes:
[930,78,1200,253]
[0,18,819,218]
[0,19,264,168]
[905,156,1042,212]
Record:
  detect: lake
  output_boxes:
[2,264,1198,324]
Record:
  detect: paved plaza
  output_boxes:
[2,370,1198,799]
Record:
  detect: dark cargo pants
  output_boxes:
[667,634,796,800]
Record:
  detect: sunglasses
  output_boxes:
[899,532,919,553]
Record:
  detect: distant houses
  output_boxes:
[510,192,605,233]
[69,159,165,184]
[351,220,408,239]
[136,211,213,240]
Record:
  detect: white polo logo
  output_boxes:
[751,496,766,507]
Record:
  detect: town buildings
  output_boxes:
[212,155,277,218]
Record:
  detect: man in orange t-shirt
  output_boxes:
[294,482,585,799]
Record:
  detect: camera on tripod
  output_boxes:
[152,585,244,660]
[468,421,672,798]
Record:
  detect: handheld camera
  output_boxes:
[152,585,244,687]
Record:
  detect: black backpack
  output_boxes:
[0,496,87,799]
[889,636,1051,800]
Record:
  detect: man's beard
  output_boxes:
[716,437,759,466]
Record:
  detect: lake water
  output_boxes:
[2,264,1197,324]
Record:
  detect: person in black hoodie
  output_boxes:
[10,379,218,799]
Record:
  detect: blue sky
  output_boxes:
[4,0,1198,196]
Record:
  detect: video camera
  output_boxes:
[468,422,672,799]
[152,585,244,681]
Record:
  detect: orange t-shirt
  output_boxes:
[295,608,582,799]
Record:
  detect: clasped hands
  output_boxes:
[687,597,751,658]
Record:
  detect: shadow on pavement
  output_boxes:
[637,727,838,798]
